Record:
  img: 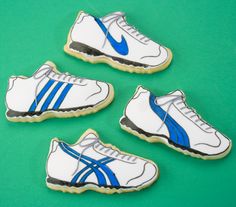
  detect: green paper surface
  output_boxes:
[0,0,235,206]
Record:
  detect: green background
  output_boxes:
[0,0,235,206]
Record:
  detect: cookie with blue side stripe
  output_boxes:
[120,86,232,160]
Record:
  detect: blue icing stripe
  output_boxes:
[79,158,114,184]
[40,81,64,111]
[149,94,190,148]
[52,83,73,110]
[59,143,106,186]
[59,143,119,187]
[71,157,114,185]
[29,79,55,112]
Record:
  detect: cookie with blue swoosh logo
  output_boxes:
[64,11,172,74]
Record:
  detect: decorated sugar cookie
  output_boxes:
[120,86,232,159]
[46,129,158,194]
[64,11,172,74]
[5,61,114,122]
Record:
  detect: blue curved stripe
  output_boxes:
[94,17,129,56]
[71,157,113,185]
[62,143,120,187]
[59,143,106,186]
[29,79,55,112]
[79,158,114,183]
[71,157,109,185]
[53,83,73,110]
[41,82,64,111]
[149,94,190,148]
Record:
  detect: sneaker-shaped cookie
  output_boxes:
[46,129,158,194]
[5,61,114,122]
[64,11,172,74]
[120,86,232,159]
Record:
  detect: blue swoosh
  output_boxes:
[94,17,129,56]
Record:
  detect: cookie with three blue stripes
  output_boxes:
[5,61,114,122]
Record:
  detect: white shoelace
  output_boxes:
[155,95,212,132]
[72,137,137,176]
[174,96,212,131]
[101,12,150,48]
[32,66,85,107]
[94,141,137,161]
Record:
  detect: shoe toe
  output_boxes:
[96,81,113,103]
[126,162,158,188]
[193,131,231,158]
[158,46,169,64]
[213,131,231,156]
[141,45,170,67]
[85,81,113,105]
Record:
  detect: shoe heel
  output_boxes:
[120,116,139,132]
[6,109,22,118]
[69,41,103,57]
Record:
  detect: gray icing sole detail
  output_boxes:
[120,116,213,156]
[6,105,94,117]
[47,176,131,189]
[69,41,150,68]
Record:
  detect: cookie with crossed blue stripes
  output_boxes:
[120,86,232,160]
[46,129,158,194]
[5,61,114,122]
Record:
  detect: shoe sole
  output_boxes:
[6,84,114,122]
[64,38,173,74]
[46,163,159,194]
[120,116,232,160]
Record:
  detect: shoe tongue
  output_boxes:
[33,61,56,79]
[77,129,99,146]
[168,90,185,97]
[101,11,125,22]
[155,90,184,105]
